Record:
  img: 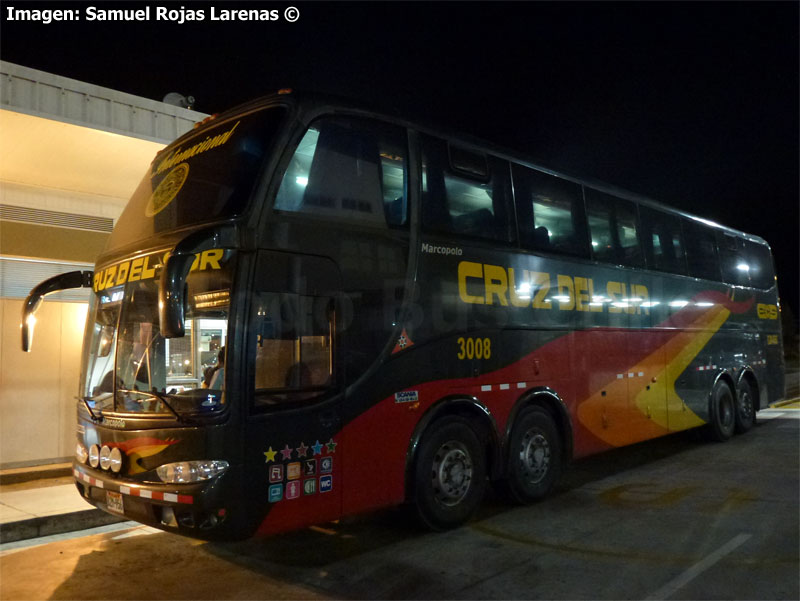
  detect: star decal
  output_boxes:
[264,447,277,463]
[326,438,338,453]
[280,444,294,460]
[296,442,309,458]
[311,440,323,456]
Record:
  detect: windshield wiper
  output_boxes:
[76,396,100,421]
[117,388,188,423]
[147,388,187,423]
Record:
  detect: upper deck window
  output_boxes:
[421,136,514,244]
[718,232,753,287]
[743,240,775,289]
[640,206,687,275]
[512,165,588,258]
[274,117,407,228]
[585,189,644,267]
[683,219,722,281]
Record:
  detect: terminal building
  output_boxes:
[0,61,206,468]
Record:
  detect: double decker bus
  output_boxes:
[22,91,784,539]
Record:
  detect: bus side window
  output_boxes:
[252,292,334,408]
[421,136,515,243]
[584,189,644,267]
[640,206,688,275]
[274,117,408,228]
[683,219,722,281]
[718,232,751,287]
[511,165,588,258]
[743,240,775,289]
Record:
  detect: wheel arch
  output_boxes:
[405,396,500,501]
[710,370,737,409]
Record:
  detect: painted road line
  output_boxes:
[644,533,751,600]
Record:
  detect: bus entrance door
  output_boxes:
[245,250,343,535]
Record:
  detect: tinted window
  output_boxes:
[585,189,643,267]
[275,117,407,227]
[683,219,721,281]
[512,165,588,257]
[422,136,514,243]
[744,240,775,289]
[718,232,751,286]
[640,206,687,275]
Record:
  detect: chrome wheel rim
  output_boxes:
[431,441,473,506]
[519,429,550,484]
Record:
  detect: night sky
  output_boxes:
[2,1,798,325]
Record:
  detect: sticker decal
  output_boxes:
[285,481,301,500]
[392,328,415,354]
[145,163,189,217]
[311,440,324,456]
[320,457,333,474]
[320,475,333,493]
[268,484,283,503]
[269,464,284,483]
[303,459,316,476]
[263,447,277,463]
[280,444,294,460]
[287,462,301,480]
[395,390,419,404]
[303,478,317,495]
[296,442,309,458]
[326,438,337,453]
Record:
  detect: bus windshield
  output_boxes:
[80,250,235,417]
[107,106,286,251]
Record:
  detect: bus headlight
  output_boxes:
[76,443,88,464]
[88,444,101,468]
[109,447,123,473]
[100,446,112,470]
[156,460,229,483]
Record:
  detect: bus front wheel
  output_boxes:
[505,406,562,504]
[706,380,736,442]
[413,416,487,530]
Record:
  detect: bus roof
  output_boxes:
[178,90,770,248]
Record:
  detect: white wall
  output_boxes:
[0,299,88,468]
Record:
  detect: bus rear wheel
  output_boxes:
[706,380,736,442]
[505,406,562,504]
[734,379,756,434]
[413,416,486,530]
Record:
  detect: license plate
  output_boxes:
[106,490,124,514]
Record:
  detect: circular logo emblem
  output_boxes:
[145,163,189,217]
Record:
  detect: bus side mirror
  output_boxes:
[158,252,195,339]
[21,271,93,352]
[158,223,240,339]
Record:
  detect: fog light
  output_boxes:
[109,447,123,473]
[76,443,88,464]
[88,444,100,468]
[156,460,229,483]
[100,446,112,470]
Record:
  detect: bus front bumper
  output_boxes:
[73,464,234,538]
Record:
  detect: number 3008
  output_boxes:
[457,337,491,360]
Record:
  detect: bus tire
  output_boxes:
[706,380,736,442]
[505,406,562,504]
[413,416,486,530]
[734,378,756,434]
